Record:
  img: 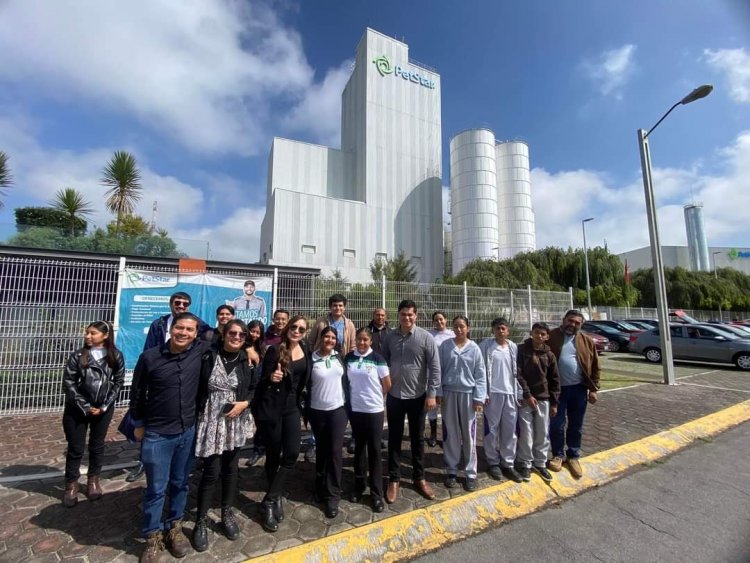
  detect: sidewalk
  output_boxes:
[0,366,748,562]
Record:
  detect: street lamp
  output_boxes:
[638,84,713,385]
[582,218,595,318]
[712,250,722,321]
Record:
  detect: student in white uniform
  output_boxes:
[478,317,523,483]
[426,311,454,447]
[344,327,391,513]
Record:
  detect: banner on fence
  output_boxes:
[117,268,272,368]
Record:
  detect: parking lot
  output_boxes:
[599,351,743,391]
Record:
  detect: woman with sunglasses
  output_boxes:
[306,326,348,518]
[61,320,125,507]
[252,315,309,532]
[193,319,257,551]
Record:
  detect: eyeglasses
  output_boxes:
[172,300,190,306]
[226,331,247,338]
[289,324,307,334]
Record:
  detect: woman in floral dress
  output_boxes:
[193,319,257,552]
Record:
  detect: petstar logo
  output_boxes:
[372,54,435,89]
[728,248,750,260]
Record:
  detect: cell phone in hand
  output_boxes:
[222,403,234,416]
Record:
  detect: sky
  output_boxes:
[0,0,749,264]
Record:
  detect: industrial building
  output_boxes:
[259,28,443,283]
[617,246,750,275]
[449,129,536,273]
[684,204,710,272]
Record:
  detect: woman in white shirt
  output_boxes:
[306,326,347,518]
[344,327,391,513]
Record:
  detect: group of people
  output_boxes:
[61,289,600,563]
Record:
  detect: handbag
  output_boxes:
[117,410,138,443]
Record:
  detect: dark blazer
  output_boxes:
[251,341,310,422]
[197,349,258,415]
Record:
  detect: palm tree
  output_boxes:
[0,151,13,209]
[101,150,142,233]
[49,187,95,235]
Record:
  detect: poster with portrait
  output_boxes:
[116,268,272,370]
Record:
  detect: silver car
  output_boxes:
[631,324,750,370]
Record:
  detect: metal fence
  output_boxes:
[0,254,577,414]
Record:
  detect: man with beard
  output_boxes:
[546,309,600,479]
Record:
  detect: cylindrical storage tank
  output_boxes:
[684,204,710,271]
[495,140,535,260]
[450,129,500,274]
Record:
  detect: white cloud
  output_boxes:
[0,114,206,238]
[0,1,317,156]
[531,131,750,254]
[583,44,637,98]
[174,207,266,262]
[704,48,750,103]
[282,60,353,148]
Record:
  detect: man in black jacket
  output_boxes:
[130,312,211,563]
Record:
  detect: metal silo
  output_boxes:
[495,140,535,259]
[684,204,710,271]
[449,129,500,274]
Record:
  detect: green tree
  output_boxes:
[49,187,94,236]
[101,151,142,233]
[0,151,13,209]
[107,214,152,237]
[14,207,81,232]
[369,251,417,282]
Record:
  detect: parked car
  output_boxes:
[582,330,610,353]
[622,319,658,330]
[587,320,644,334]
[581,322,631,352]
[697,323,750,339]
[631,324,750,370]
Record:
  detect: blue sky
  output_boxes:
[0,0,748,264]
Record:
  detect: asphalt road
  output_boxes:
[413,422,750,563]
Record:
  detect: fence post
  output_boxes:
[527,285,533,329]
[382,274,386,309]
[568,287,574,310]
[510,290,514,321]
[112,256,127,340]
[272,267,279,315]
[463,281,468,316]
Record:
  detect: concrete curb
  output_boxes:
[248,399,750,563]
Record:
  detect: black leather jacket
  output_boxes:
[62,348,125,414]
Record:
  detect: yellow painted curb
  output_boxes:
[248,399,750,563]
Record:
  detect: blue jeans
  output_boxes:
[141,426,196,536]
[549,384,589,459]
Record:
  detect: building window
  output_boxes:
[375,252,387,262]
[343,248,356,258]
[301,245,316,255]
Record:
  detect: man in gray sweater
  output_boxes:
[382,299,441,503]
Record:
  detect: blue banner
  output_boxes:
[116,269,272,369]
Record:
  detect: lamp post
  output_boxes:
[582,217,595,319]
[712,250,722,321]
[638,84,713,385]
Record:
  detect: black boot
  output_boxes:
[273,498,284,522]
[193,517,209,552]
[261,500,279,533]
[221,507,240,540]
[427,419,438,447]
